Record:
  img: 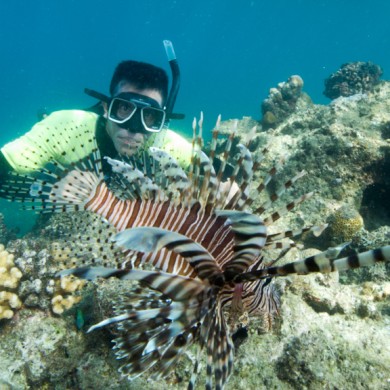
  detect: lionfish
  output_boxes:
[2,115,389,389]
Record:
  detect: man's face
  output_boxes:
[105,82,163,157]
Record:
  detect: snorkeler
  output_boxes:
[0,41,192,182]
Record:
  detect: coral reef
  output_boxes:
[261,75,311,129]
[0,291,22,320]
[0,244,22,320]
[324,61,383,99]
[327,204,364,244]
[51,275,85,315]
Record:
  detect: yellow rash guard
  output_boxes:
[1,110,193,174]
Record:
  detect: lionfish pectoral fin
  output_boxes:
[114,227,222,280]
[0,156,103,212]
[114,226,170,253]
[60,267,210,302]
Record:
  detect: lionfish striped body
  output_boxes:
[2,116,390,389]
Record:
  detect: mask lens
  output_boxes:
[141,107,166,132]
[109,98,136,122]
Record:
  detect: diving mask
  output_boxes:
[108,92,166,133]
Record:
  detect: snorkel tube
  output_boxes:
[163,40,184,123]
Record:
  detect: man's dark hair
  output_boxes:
[110,60,169,104]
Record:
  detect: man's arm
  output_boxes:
[1,110,99,175]
[0,151,13,181]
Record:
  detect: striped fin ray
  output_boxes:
[59,267,210,301]
[197,149,218,207]
[208,117,221,165]
[199,300,234,390]
[186,114,208,206]
[104,156,163,201]
[148,147,191,203]
[244,156,285,210]
[198,118,222,207]
[238,245,390,282]
[183,116,202,206]
[223,143,254,211]
[254,170,308,217]
[264,223,328,248]
[203,121,222,207]
[264,192,314,226]
[213,130,236,210]
[215,210,267,274]
[114,227,222,281]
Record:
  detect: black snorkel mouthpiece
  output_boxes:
[163,40,185,124]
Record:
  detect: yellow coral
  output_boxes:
[0,244,22,320]
[0,245,22,289]
[51,294,81,315]
[0,291,22,319]
[51,275,85,315]
[328,205,364,242]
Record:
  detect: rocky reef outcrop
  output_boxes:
[0,73,389,389]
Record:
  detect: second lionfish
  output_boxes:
[3,115,390,389]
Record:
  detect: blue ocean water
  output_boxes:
[0,0,389,233]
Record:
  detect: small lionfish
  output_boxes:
[2,115,389,389]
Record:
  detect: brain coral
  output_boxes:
[328,205,364,243]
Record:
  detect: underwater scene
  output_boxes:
[0,1,389,389]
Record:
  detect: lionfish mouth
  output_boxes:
[2,114,389,389]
